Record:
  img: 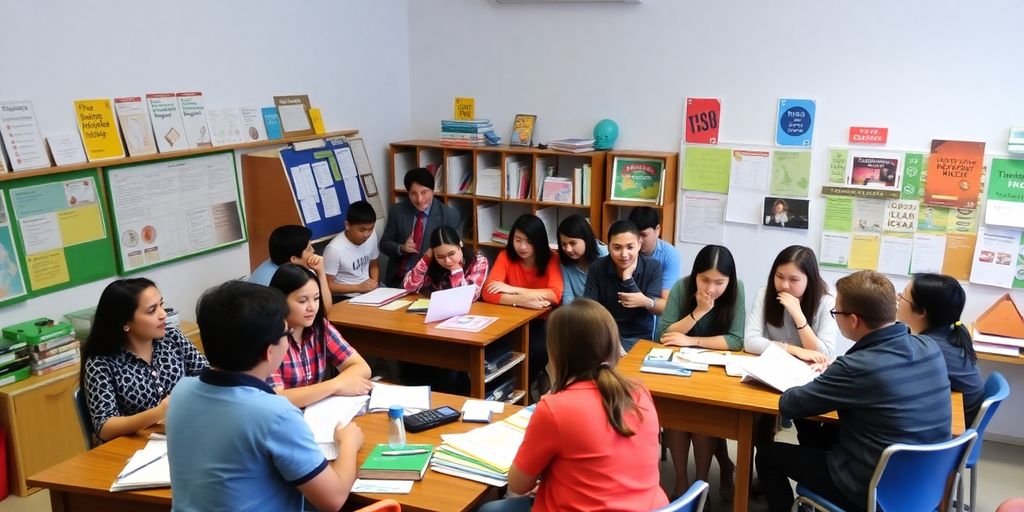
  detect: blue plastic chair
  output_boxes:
[792,429,978,512]
[653,480,709,512]
[957,372,1010,512]
[72,384,96,449]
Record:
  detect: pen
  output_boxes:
[382,449,429,456]
[116,452,167,481]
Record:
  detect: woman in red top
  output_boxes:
[482,214,563,392]
[480,299,668,512]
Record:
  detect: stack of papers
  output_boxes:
[435,315,498,332]
[368,383,431,413]
[431,405,534,486]
[303,395,370,459]
[640,347,700,376]
[549,138,595,153]
[110,439,170,492]
[736,343,820,393]
[347,288,408,306]
[461,399,505,423]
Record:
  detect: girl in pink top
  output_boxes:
[402,226,489,300]
[480,299,668,512]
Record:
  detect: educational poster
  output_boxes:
[985,158,1024,228]
[684,98,721,144]
[819,197,853,268]
[775,98,816,147]
[106,152,246,273]
[724,149,770,224]
[9,177,105,289]
[679,190,726,245]
[883,200,918,233]
[770,150,811,197]
[942,207,979,281]
[610,157,664,203]
[762,197,809,229]
[901,153,926,199]
[827,148,849,184]
[849,233,881,270]
[0,194,27,305]
[877,233,913,276]
[969,226,1021,288]
[849,156,899,189]
[923,139,985,208]
[681,145,731,193]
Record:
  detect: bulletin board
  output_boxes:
[279,138,365,240]
[1,168,116,299]
[104,151,247,273]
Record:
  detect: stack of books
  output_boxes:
[0,339,30,386]
[972,294,1024,357]
[2,318,80,378]
[440,119,493,147]
[430,405,534,486]
[491,227,510,244]
[540,177,573,203]
[549,138,595,153]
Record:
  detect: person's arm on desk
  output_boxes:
[274,355,372,409]
[97,397,169,442]
[85,358,169,441]
[299,423,364,511]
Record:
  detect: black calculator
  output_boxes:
[403,406,461,432]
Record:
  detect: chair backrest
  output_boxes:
[967,372,1010,466]
[72,385,94,449]
[869,429,978,512]
[354,499,401,512]
[653,480,709,512]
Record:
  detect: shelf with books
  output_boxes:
[602,149,678,244]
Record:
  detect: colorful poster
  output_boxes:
[763,197,809,229]
[610,157,664,203]
[849,233,881,270]
[969,225,1022,288]
[823,196,853,232]
[0,195,26,304]
[684,98,721,144]
[849,126,888,145]
[848,156,899,189]
[985,158,1024,228]
[775,98,816,147]
[681,146,731,193]
[828,148,849,184]
[724,149,770,224]
[923,139,985,208]
[852,198,884,233]
[820,232,852,268]
[901,153,925,199]
[883,200,918,233]
[770,150,811,197]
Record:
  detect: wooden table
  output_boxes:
[620,340,966,512]
[28,391,521,512]
[328,296,543,403]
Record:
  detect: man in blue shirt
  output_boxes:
[755,271,952,512]
[629,207,679,336]
[167,281,363,512]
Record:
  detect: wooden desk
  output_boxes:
[328,297,543,403]
[620,340,966,512]
[29,391,521,512]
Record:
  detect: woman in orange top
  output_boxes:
[482,214,563,393]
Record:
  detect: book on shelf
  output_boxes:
[0,100,50,171]
[441,123,494,134]
[46,132,88,166]
[549,138,595,153]
[206,107,246,147]
[446,154,472,194]
[74,98,125,161]
[29,339,80,361]
[440,139,486,148]
[611,157,665,204]
[476,167,501,198]
[261,107,283,140]
[491,227,510,244]
[505,159,531,200]
[176,92,212,149]
[30,347,79,372]
[440,132,487,141]
[146,93,189,152]
[541,177,573,203]
[239,107,268,142]
[359,444,434,481]
[426,162,445,193]
[113,97,158,157]
[442,118,492,127]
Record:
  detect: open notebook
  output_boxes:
[110,438,170,492]
[304,395,371,460]
[737,343,820,393]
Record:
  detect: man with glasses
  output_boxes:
[755,270,952,512]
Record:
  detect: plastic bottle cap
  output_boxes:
[388,405,404,419]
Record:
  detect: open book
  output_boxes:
[368,382,431,413]
[110,438,170,492]
[304,395,370,460]
[736,343,820,393]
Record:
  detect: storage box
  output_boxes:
[64,307,97,340]
[2,318,74,344]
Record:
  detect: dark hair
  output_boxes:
[506,214,551,277]
[547,299,643,437]
[772,199,789,211]
[556,214,600,267]
[764,245,828,328]
[404,167,435,191]
[269,264,329,343]
[607,219,641,241]
[425,226,471,292]
[683,245,739,334]
[196,280,289,372]
[835,271,896,328]
[909,273,976,364]
[346,200,376,225]
[268,225,312,265]
[628,207,661,231]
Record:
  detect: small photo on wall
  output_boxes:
[847,156,900,190]
[763,196,809,230]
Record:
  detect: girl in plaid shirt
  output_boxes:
[402,226,489,300]
[268,264,372,408]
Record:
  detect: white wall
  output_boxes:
[0,1,412,325]
[407,0,1024,441]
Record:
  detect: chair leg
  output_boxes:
[969,466,978,512]
[956,471,965,512]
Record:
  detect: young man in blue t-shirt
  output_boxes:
[629,207,680,337]
[167,281,362,512]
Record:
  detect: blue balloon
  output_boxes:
[593,119,619,150]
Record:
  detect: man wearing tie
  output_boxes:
[380,167,461,287]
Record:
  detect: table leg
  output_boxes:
[469,348,485,399]
[516,323,530,405]
[734,412,755,512]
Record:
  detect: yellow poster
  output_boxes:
[26,249,70,289]
[308,108,325,134]
[848,233,880,270]
[74,98,125,161]
[57,203,105,246]
[454,97,475,120]
[943,233,977,281]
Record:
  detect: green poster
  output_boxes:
[988,158,1024,202]
[828,148,848,184]
[824,196,853,232]
[917,205,949,233]
[681,146,731,193]
[901,153,925,199]
[770,150,811,197]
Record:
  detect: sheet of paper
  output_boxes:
[344,176,362,203]
[849,233,880,270]
[352,479,414,494]
[910,233,946,274]
[278,103,311,133]
[770,150,811,197]
[852,198,884,233]
[680,190,726,245]
[58,203,104,246]
[380,299,412,311]
[462,399,505,414]
[299,198,321,223]
[368,383,431,412]
[969,226,1022,288]
[827,148,849,184]
[303,395,370,443]
[681,146,731,193]
[335,146,359,178]
[877,234,913,276]
[320,187,342,218]
[737,343,819,393]
[18,214,62,253]
[883,200,918,233]
[823,196,853,232]
[724,149,770,224]
[26,248,69,289]
[290,164,318,200]
[311,161,333,189]
[819,232,851,268]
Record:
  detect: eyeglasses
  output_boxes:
[829,308,854,319]
[897,292,917,309]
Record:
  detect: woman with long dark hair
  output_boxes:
[402,225,489,299]
[556,214,605,304]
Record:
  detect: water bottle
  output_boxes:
[387,405,406,448]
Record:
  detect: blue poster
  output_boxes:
[776,98,816,147]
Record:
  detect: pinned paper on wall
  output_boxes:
[680,190,726,245]
[985,157,1024,228]
[775,98,816,147]
[681,146,731,193]
[769,150,811,197]
[684,98,721,144]
[724,149,770,224]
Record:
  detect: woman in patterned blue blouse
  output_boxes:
[81,278,207,442]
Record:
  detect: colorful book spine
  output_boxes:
[262,107,282,140]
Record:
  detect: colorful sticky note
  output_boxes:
[682,146,731,193]
[454,97,475,121]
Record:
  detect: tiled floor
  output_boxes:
[2,434,1021,511]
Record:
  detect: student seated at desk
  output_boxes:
[557,214,606,304]
[268,264,372,408]
[896,272,984,425]
[482,214,563,394]
[402,225,489,299]
[629,206,680,317]
[81,278,208,443]
[323,200,380,300]
[584,220,662,353]
[167,280,364,512]
[480,299,668,512]
[249,224,333,313]
[656,244,744,501]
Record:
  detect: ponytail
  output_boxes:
[950,321,977,365]
[594,365,643,437]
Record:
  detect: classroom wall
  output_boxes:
[407,0,1024,441]
[0,1,411,324]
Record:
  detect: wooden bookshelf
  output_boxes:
[388,140,607,250]
[602,149,679,243]
[978,351,1024,365]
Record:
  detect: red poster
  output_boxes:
[923,139,986,208]
[848,126,888,145]
[684,98,721,144]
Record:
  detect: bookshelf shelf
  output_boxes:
[602,149,679,244]
[978,351,1024,365]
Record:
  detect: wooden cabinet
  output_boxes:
[601,150,679,244]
